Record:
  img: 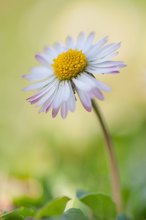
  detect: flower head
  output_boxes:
[23,32,125,119]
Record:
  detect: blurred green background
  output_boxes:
[0,0,146,218]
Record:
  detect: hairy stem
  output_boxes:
[92,100,123,213]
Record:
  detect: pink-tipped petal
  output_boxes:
[35,54,48,65]
[61,103,68,119]
[92,88,104,100]
[77,90,92,112]
[52,107,60,118]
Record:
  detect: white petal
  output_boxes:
[92,88,104,100]
[101,51,119,60]
[23,67,53,82]
[42,53,54,64]
[88,52,119,64]
[72,76,92,91]
[62,81,71,102]
[86,66,120,74]
[28,86,53,104]
[83,32,96,52]
[52,80,71,109]
[52,81,75,117]
[53,42,65,53]
[31,66,53,75]
[52,107,60,118]
[86,36,108,59]
[35,54,51,66]
[88,60,124,67]
[67,82,76,112]
[61,102,68,119]
[23,78,53,91]
[66,36,74,49]
[75,32,85,50]
[97,42,121,58]
[39,84,58,113]
[52,81,65,109]
[47,46,58,57]
[44,47,56,62]
[95,80,111,92]
[76,89,92,112]
[39,96,53,113]
[36,79,59,106]
[78,73,96,87]
[81,73,111,92]
[44,45,63,64]
[37,87,56,107]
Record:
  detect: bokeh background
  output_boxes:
[0,0,146,218]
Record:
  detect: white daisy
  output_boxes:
[23,32,125,119]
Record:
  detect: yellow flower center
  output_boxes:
[52,49,87,80]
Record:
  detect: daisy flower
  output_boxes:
[23,32,125,119]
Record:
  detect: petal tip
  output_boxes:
[22,74,26,79]
[35,54,40,59]
[84,105,92,112]
[22,87,27,92]
[121,63,127,68]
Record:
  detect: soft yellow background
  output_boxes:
[0,0,146,209]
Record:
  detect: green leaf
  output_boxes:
[1,207,35,220]
[79,193,116,220]
[62,208,89,220]
[35,196,70,219]
[13,196,44,208]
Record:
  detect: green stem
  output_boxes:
[92,100,123,214]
